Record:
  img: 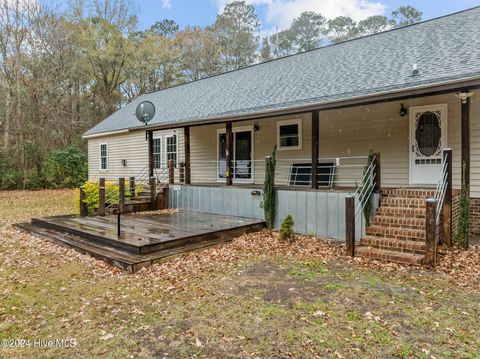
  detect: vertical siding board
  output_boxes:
[316,192,328,236]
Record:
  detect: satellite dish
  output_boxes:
[135,101,156,125]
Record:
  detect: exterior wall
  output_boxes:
[87,129,184,181]
[469,198,480,237]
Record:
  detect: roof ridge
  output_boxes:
[138,5,480,98]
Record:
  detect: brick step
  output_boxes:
[370,216,425,230]
[361,236,426,254]
[380,197,426,208]
[382,189,436,198]
[356,246,426,265]
[366,225,425,241]
[375,206,426,218]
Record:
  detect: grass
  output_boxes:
[0,189,480,358]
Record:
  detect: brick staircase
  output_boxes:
[356,188,435,265]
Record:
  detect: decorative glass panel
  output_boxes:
[415,111,441,157]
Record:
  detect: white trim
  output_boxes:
[165,134,179,168]
[83,129,129,139]
[216,126,254,184]
[99,143,108,171]
[409,104,448,185]
[277,118,303,151]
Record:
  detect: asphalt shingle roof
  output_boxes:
[84,7,480,136]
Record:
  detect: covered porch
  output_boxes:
[159,89,475,194]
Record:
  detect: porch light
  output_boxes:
[254,122,260,132]
[173,129,177,138]
[399,104,408,117]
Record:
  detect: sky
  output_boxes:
[135,0,480,33]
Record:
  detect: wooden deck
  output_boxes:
[16,210,265,273]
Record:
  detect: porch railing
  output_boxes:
[185,156,370,188]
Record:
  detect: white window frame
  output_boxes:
[216,126,254,184]
[99,143,108,171]
[277,118,302,150]
[165,135,179,168]
[152,137,163,169]
[152,131,179,169]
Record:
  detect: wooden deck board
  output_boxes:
[24,210,265,271]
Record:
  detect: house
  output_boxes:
[82,7,480,265]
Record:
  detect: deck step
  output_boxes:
[356,246,426,265]
[15,222,239,273]
[370,216,425,230]
[375,206,426,218]
[382,189,435,198]
[360,236,426,254]
[366,225,425,241]
[380,197,425,208]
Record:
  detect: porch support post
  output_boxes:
[184,126,191,185]
[373,152,381,193]
[443,148,453,247]
[311,110,319,189]
[345,195,355,257]
[98,178,106,217]
[118,178,125,213]
[226,121,233,186]
[149,176,157,210]
[147,130,154,178]
[425,198,437,267]
[461,96,471,186]
[168,159,175,184]
[79,186,87,217]
[129,177,136,199]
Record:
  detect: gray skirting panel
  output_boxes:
[169,185,377,241]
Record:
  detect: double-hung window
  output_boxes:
[152,133,178,169]
[100,144,108,170]
[277,119,302,150]
[153,137,162,169]
[166,135,177,167]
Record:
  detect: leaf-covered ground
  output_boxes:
[0,189,479,358]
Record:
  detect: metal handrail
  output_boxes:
[353,155,376,223]
[433,154,449,224]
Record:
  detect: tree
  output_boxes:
[212,1,260,71]
[269,29,295,59]
[260,37,271,62]
[149,19,179,38]
[289,11,327,52]
[357,15,389,35]
[327,16,358,43]
[176,26,221,81]
[390,6,423,28]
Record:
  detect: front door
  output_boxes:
[409,104,447,185]
[217,127,253,182]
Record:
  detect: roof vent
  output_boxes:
[410,63,419,77]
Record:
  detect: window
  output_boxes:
[153,138,162,169]
[100,144,108,170]
[166,135,177,167]
[277,119,302,150]
[152,133,178,169]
